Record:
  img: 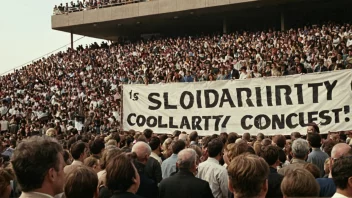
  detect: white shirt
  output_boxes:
[150,152,162,165]
[332,192,349,198]
[196,157,228,198]
[0,120,9,131]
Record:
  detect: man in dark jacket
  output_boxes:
[159,148,214,198]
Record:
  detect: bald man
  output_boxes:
[330,143,352,177]
[159,149,213,198]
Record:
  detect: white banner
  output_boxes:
[123,70,352,136]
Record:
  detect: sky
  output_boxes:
[0,0,105,75]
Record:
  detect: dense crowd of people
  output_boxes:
[53,0,150,15]
[0,22,352,197]
[1,125,352,198]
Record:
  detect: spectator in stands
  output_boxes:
[280,168,320,197]
[131,142,158,198]
[105,153,141,198]
[278,138,310,176]
[84,156,101,173]
[242,132,250,143]
[161,140,185,179]
[2,139,16,158]
[307,133,329,177]
[98,146,122,186]
[159,149,213,198]
[0,168,13,198]
[149,136,162,165]
[228,154,269,198]
[253,133,264,155]
[189,131,199,147]
[11,136,64,198]
[89,137,105,159]
[64,166,98,198]
[272,135,286,164]
[331,156,352,198]
[64,141,88,174]
[260,145,284,198]
[197,138,228,198]
[143,129,153,143]
[307,122,320,134]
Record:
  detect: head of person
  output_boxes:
[84,156,101,173]
[303,163,321,178]
[71,141,89,162]
[272,135,286,149]
[242,133,250,142]
[100,146,122,170]
[172,140,186,155]
[332,156,352,196]
[260,145,280,167]
[290,132,301,141]
[11,136,65,196]
[89,137,105,158]
[227,141,248,162]
[143,129,153,141]
[207,138,224,160]
[291,138,310,160]
[0,168,13,198]
[307,122,320,134]
[64,166,98,198]
[189,131,199,143]
[330,143,352,173]
[178,134,189,145]
[106,154,140,194]
[131,141,151,164]
[307,133,322,148]
[257,133,264,141]
[227,132,239,144]
[176,148,198,175]
[228,154,269,198]
[161,138,173,157]
[280,168,320,198]
[149,136,161,152]
[173,130,181,140]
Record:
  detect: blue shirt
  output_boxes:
[161,154,178,179]
[307,148,329,177]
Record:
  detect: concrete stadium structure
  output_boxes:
[52,0,351,43]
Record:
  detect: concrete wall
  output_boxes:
[52,0,260,28]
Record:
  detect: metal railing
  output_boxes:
[53,0,151,15]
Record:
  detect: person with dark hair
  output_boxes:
[172,130,181,140]
[226,132,238,144]
[106,153,143,198]
[161,140,185,179]
[0,168,13,198]
[307,133,329,177]
[197,138,228,198]
[228,154,269,198]
[11,136,65,198]
[189,131,199,147]
[201,136,213,162]
[290,132,301,141]
[149,136,162,165]
[254,133,264,155]
[331,156,352,198]
[260,145,283,198]
[64,166,98,198]
[307,122,320,134]
[89,137,105,159]
[159,149,213,198]
[273,135,286,164]
[143,129,153,143]
[242,132,250,143]
[64,141,88,174]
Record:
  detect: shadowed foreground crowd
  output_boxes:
[1,123,352,198]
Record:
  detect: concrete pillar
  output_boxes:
[223,17,228,34]
[71,32,74,49]
[280,10,285,31]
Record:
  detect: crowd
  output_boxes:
[0,22,352,197]
[53,0,150,15]
[1,125,352,198]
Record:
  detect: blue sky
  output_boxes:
[0,0,105,74]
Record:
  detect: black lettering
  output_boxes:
[205,89,219,108]
[286,113,298,129]
[308,111,319,123]
[298,112,309,127]
[308,83,323,103]
[164,92,177,109]
[324,80,337,100]
[148,93,161,110]
[169,117,178,128]
[158,116,167,128]
[221,116,231,128]
[212,115,223,131]
[255,87,263,107]
[272,114,285,129]
[241,115,253,130]
[196,90,202,108]
[202,116,211,130]
[319,110,332,125]
[275,85,293,106]
[294,84,304,104]
[236,88,254,107]
[180,116,191,129]
[219,89,236,108]
[146,116,157,127]
[266,86,273,106]
[192,116,202,130]
[136,115,146,127]
[180,91,194,109]
[254,114,271,129]
[127,113,136,126]
[332,108,343,123]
